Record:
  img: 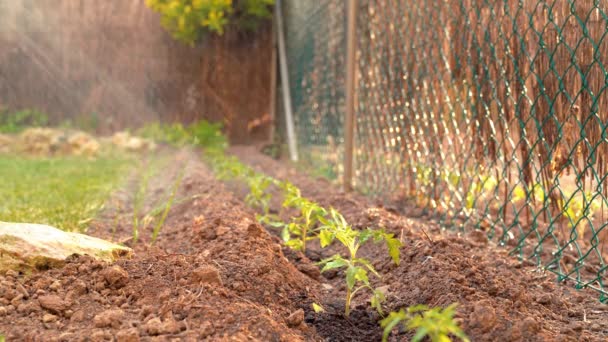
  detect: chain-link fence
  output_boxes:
[280,0,608,301]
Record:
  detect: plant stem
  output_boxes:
[345,286,352,317]
[301,226,307,252]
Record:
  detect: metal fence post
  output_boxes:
[343,0,358,191]
[268,12,278,145]
[275,0,299,162]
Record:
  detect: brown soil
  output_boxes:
[1,146,607,341]
[230,146,608,342]
[0,149,322,341]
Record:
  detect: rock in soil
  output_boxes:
[102,265,129,289]
[93,309,125,328]
[38,295,69,315]
[286,309,305,327]
[0,222,132,273]
[190,265,222,286]
[115,328,140,342]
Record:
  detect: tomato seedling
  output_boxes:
[381,304,469,342]
[318,208,401,317]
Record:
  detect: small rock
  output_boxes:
[90,329,112,342]
[191,266,222,286]
[144,317,163,335]
[140,305,155,318]
[286,309,305,327]
[569,321,584,331]
[296,263,321,280]
[216,226,230,236]
[0,306,7,316]
[10,293,24,306]
[71,279,88,296]
[536,293,552,305]
[143,316,181,335]
[161,317,181,334]
[49,281,62,292]
[469,300,496,333]
[94,309,125,328]
[247,223,264,238]
[17,301,39,314]
[116,328,140,342]
[519,317,540,334]
[103,266,129,289]
[38,295,69,314]
[70,309,87,322]
[42,313,58,323]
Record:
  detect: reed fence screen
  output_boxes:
[280,0,608,301]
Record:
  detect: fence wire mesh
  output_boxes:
[281,0,608,301]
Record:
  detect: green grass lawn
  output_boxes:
[0,154,133,232]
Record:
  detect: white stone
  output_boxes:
[0,222,132,273]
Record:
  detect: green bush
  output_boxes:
[137,120,227,151]
[0,108,49,133]
[145,0,274,45]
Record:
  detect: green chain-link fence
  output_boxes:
[280,0,608,301]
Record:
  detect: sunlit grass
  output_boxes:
[0,153,133,232]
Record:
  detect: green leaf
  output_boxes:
[411,326,430,342]
[346,266,369,289]
[319,256,348,272]
[380,310,407,342]
[512,185,526,202]
[346,266,358,289]
[407,304,430,313]
[353,258,380,278]
[319,229,335,247]
[281,225,291,242]
[385,234,402,265]
[312,303,325,313]
[285,239,304,250]
[370,289,386,315]
[359,228,374,244]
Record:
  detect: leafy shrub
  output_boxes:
[137,120,227,151]
[0,108,48,133]
[381,304,469,342]
[145,0,275,44]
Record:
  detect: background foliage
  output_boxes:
[145,0,274,44]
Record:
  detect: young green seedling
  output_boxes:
[245,174,274,214]
[318,208,401,317]
[279,181,327,252]
[380,303,469,342]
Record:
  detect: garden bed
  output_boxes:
[0,147,607,341]
[0,149,322,341]
[231,146,608,341]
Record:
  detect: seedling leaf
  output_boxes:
[385,234,402,265]
[312,303,325,313]
[319,229,335,247]
[381,310,407,342]
[370,289,386,315]
[285,239,304,250]
[320,256,348,272]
